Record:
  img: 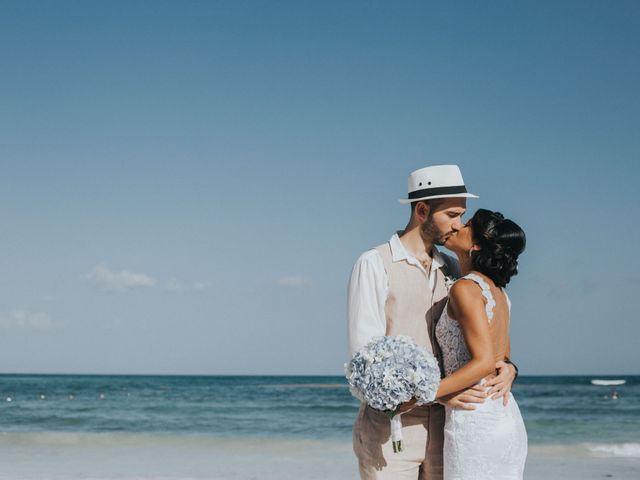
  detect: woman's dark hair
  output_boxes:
[470,209,526,287]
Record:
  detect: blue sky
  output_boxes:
[0,1,638,375]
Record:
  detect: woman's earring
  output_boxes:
[468,248,474,257]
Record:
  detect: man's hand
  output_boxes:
[438,385,488,410]
[485,360,516,406]
[397,397,418,414]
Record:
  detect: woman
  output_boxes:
[434,208,528,479]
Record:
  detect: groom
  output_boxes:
[347,165,517,480]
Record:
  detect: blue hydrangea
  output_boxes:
[344,335,441,412]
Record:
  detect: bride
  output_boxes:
[434,208,528,479]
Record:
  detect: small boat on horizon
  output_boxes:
[591,379,626,386]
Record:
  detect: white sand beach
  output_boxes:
[0,433,638,480]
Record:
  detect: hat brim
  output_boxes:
[398,192,479,204]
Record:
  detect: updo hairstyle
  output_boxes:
[469,209,526,287]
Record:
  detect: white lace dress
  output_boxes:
[435,273,528,480]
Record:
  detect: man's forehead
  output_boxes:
[438,198,467,211]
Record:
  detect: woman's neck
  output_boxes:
[456,253,473,276]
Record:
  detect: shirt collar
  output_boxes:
[389,232,446,271]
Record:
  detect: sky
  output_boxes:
[0,1,638,375]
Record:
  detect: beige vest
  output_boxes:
[374,242,455,364]
[353,242,457,477]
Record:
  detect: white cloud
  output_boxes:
[86,263,157,291]
[0,310,54,330]
[164,279,212,293]
[86,263,211,293]
[277,275,311,288]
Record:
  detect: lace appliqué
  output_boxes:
[435,306,471,377]
[464,273,496,321]
[443,399,528,479]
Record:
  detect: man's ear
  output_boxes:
[415,201,430,220]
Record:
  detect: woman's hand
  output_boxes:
[484,360,516,406]
[438,385,488,410]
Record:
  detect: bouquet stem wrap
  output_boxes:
[390,413,403,453]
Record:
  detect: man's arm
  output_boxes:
[504,357,519,380]
[347,250,387,358]
[484,360,517,406]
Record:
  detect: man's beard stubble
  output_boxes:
[420,217,452,246]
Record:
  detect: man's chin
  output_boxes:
[437,235,454,247]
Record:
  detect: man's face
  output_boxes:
[419,198,467,245]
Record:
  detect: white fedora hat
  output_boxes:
[398,165,478,204]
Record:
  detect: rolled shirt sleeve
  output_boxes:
[347,249,388,358]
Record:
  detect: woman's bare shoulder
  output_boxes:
[449,278,481,298]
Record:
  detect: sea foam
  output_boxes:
[586,442,640,458]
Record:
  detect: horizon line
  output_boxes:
[0,372,638,377]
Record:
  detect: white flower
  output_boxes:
[444,275,456,292]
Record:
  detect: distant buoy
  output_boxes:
[68,394,75,400]
[6,397,12,402]
[99,393,105,399]
[39,394,46,400]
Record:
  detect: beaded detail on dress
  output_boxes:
[435,273,501,376]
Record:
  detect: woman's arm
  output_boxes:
[435,280,496,399]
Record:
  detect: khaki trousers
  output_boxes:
[353,403,444,480]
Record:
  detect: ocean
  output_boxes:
[0,374,639,479]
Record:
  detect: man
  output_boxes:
[348,165,517,480]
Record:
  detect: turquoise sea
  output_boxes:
[1,374,639,479]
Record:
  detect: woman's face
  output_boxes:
[444,219,476,253]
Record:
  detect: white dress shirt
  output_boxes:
[347,233,449,357]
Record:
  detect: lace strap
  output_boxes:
[461,273,496,322]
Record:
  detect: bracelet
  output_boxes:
[504,357,519,381]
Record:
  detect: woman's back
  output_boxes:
[436,272,510,378]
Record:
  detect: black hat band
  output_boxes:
[408,185,468,200]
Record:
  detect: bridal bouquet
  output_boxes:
[345,335,441,453]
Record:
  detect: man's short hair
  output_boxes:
[410,198,446,215]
